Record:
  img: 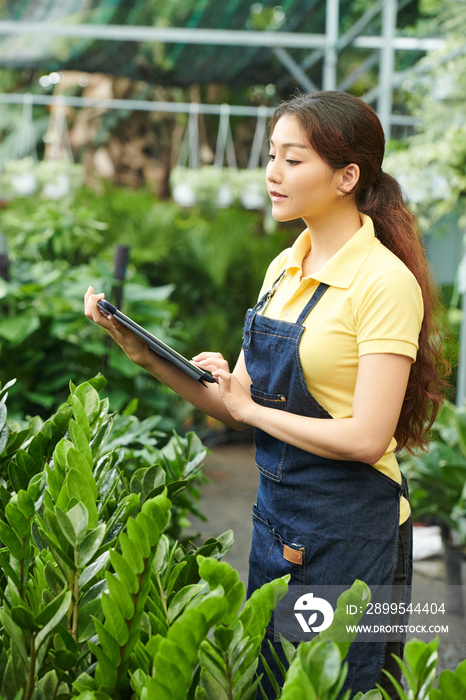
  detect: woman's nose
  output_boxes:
[266,159,282,184]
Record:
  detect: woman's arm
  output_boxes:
[84,286,251,430]
[200,352,412,464]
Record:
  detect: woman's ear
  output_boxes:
[337,163,360,196]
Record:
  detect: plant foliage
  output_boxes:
[0,378,463,699]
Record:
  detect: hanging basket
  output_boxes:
[170,166,268,211]
[3,157,38,197]
[2,158,83,200]
[36,159,83,200]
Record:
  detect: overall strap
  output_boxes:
[242,270,286,348]
[295,282,329,325]
[255,270,286,314]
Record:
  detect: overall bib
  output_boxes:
[242,272,410,696]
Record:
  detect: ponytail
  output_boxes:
[359,172,448,452]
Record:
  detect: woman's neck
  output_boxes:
[301,206,362,277]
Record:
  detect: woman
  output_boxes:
[84,91,445,697]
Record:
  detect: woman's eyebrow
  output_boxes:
[269,139,309,149]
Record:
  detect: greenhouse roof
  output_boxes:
[0,0,430,88]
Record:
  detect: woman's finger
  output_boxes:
[192,351,224,362]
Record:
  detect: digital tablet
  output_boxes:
[97,299,216,386]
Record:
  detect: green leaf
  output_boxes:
[300,640,342,695]
[65,468,98,528]
[197,555,245,626]
[5,502,30,539]
[71,394,91,441]
[11,604,40,632]
[69,418,93,470]
[78,582,107,642]
[53,438,73,473]
[130,465,166,503]
[438,663,466,697]
[36,590,72,648]
[45,463,61,503]
[67,502,90,545]
[149,596,228,700]
[315,580,372,660]
[109,550,138,594]
[0,548,20,588]
[198,642,229,695]
[9,453,37,491]
[165,561,188,599]
[119,531,144,574]
[105,572,135,621]
[89,639,118,690]
[0,520,25,560]
[66,444,96,497]
[0,609,28,667]
[74,381,102,426]
[101,593,130,646]
[78,550,110,588]
[17,489,36,519]
[0,314,40,344]
[168,584,206,624]
[127,515,152,559]
[77,523,106,568]
[55,505,87,548]
[93,617,121,666]
[239,575,289,642]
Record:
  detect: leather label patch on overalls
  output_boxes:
[283,544,303,565]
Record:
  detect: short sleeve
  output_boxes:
[356,268,423,361]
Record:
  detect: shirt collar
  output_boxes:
[285,214,376,289]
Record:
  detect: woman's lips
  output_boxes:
[270,191,287,202]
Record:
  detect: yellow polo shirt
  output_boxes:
[258,214,423,524]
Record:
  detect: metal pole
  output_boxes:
[456,237,466,407]
[324,0,339,90]
[0,92,276,118]
[0,235,9,282]
[0,20,444,51]
[378,0,398,139]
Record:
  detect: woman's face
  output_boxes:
[266,114,342,225]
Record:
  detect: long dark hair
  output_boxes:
[270,90,447,452]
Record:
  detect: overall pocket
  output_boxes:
[249,504,306,588]
[248,504,306,641]
[250,387,287,481]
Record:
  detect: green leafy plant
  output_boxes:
[0,376,217,697]
[0,184,292,431]
[401,400,466,547]
[377,636,466,700]
[0,195,180,421]
[1,377,464,699]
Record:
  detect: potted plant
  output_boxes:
[401,400,466,614]
[3,157,38,196]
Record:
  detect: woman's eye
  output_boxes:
[267,153,275,161]
[286,159,300,166]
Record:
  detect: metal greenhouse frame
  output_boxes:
[0,0,444,138]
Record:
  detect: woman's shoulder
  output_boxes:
[365,238,421,287]
[352,238,423,312]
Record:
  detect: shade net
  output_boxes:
[0,0,420,87]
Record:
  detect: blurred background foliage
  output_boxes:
[0,185,296,435]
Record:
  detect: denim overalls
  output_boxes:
[242,271,410,696]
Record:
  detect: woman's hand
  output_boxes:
[84,286,150,366]
[192,352,256,425]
